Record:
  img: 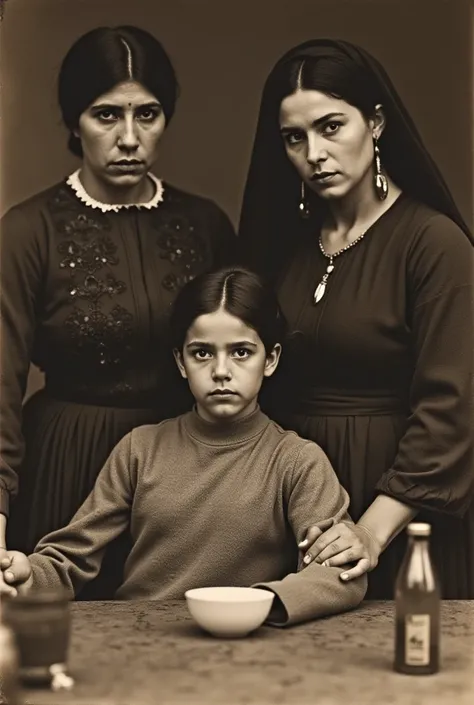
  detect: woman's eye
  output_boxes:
[322,121,342,135]
[95,110,118,123]
[284,132,304,146]
[137,108,160,122]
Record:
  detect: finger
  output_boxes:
[318,536,370,565]
[339,558,372,582]
[320,548,360,567]
[4,570,16,583]
[317,538,358,566]
[4,561,31,585]
[317,542,360,565]
[298,518,334,548]
[303,539,350,567]
[303,527,341,563]
[0,556,13,569]
[312,523,369,564]
[310,543,353,566]
[298,528,323,549]
[0,571,17,597]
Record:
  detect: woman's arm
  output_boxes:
[375,216,473,515]
[302,495,418,581]
[0,205,46,524]
[357,495,418,551]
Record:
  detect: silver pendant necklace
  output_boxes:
[313,229,368,304]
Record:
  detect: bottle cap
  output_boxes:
[407,522,431,536]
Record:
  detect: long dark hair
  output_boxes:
[239,39,473,280]
[58,25,179,156]
[170,267,287,354]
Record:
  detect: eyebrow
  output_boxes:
[186,340,258,349]
[280,111,345,133]
[90,101,162,110]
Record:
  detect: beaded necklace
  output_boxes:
[313,229,368,304]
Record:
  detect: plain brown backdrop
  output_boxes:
[0,0,472,397]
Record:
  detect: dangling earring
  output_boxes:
[299,181,311,219]
[373,135,388,201]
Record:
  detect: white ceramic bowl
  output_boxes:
[184,586,274,638]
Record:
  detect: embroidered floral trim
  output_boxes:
[68,274,127,306]
[64,304,134,366]
[49,186,134,370]
[58,235,119,273]
[151,204,206,292]
[66,169,164,212]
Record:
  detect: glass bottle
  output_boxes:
[394,522,440,675]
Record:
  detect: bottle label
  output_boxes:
[405,614,430,666]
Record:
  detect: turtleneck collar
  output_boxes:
[184,406,270,446]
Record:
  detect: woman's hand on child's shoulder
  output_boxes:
[299,521,381,582]
[0,550,33,597]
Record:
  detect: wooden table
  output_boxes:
[22,600,473,705]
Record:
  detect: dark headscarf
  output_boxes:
[238,39,472,280]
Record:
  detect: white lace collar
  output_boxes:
[66,169,164,213]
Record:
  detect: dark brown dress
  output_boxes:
[266,194,474,598]
[0,175,235,596]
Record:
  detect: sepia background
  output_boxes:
[0,0,473,397]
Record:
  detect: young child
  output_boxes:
[0,267,366,626]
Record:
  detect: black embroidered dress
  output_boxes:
[0,171,235,576]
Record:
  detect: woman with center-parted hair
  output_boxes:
[0,25,236,597]
[238,39,474,599]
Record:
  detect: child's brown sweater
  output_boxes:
[29,408,367,625]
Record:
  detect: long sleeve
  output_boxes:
[376,214,474,516]
[28,434,135,597]
[0,206,46,516]
[253,442,367,626]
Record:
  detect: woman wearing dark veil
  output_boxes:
[238,39,474,598]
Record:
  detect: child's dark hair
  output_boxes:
[170,267,287,354]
